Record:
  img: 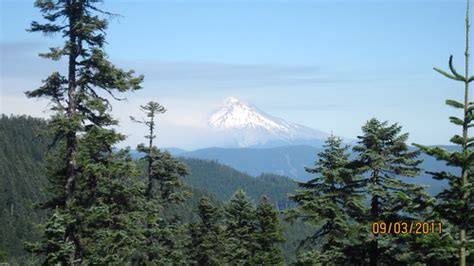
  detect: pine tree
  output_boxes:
[132,101,188,203]
[188,196,225,265]
[26,0,143,263]
[74,142,146,264]
[287,136,364,264]
[223,190,257,264]
[132,101,190,264]
[28,208,74,264]
[131,101,166,199]
[353,118,431,266]
[414,1,474,265]
[253,195,284,265]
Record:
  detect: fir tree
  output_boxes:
[253,195,284,265]
[132,101,190,264]
[75,143,146,264]
[29,208,74,265]
[188,196,225,265]
[26,0,143,263]
[415,0,474,266]
[287,136,364,264]
[131,101,166,199]
[414,1,474,265]
[132,101,188,203]
[224,190,257,264]
[352,118,431,266]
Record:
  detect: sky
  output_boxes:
[0,0,470,149]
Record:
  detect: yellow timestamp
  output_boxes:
[372,221,442,235]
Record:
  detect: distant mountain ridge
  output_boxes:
[180,144,454,195]
[207,97,335,148]
[181,145,319,180]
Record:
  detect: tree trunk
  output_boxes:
[64,1,79,264]
[369,195,379,266]
[370,170,380,266]
[146,112,155,199]
[460,1,470,265]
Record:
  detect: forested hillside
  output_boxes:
[181,145,319,181]
[0,115,308,263]
[0,115,50,261]
[181,146,453,194]
[182,158,296,209]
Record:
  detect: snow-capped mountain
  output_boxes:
[208,97,333,147]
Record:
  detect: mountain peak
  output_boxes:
[224,96,243,106]
[208,97,331,147]
[209,97,281,131]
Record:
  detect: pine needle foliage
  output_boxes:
[188,196,225,265]
[252,195,285,265]
[414,1,474,264]
[25,0,144,263]
[287,136,364,264]
[353,118,432,266]
[223,190,258,264]
[132,101,191,264]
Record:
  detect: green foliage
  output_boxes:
[188,197,225,265]
[26,208,74,265]
[287,136,364,264]
[149,150,190,203]
[352,118,433,265]
[132,101,192,264]
[0,115,50,263]
[76,146,146,264]
[394,220,458,265]
[252,196,285,265]
[25,0,145,263]
[0,115,307,264]
[415,1,474,264]
[181,158,296,209]
[223,190,258,263]
[37,127,147,264]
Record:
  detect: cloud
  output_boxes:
[1,40,66,95]
[111,59,385,99]
[0,41,42,54]
[1,39,383,97]
[0,95,52,118]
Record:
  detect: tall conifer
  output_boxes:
[188,196,225,265]
[224,190,257,264]
[26,0,143,263]
[414,0,474,264]
[353,118,430,266]
[253,195,285,265]
[132,101,190,264]
[287,136,364,264]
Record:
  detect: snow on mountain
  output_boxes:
[207,97,332,147]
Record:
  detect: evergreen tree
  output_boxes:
[352,118,431,266]
[26,0,144,263]
[132,101,188,203]
[74,143,146,264]
[188,196,225,265]
[31,208,74,265]
[131,101,166,199]
[253,195,284,265]
[414,1,474,265]
[287,136,364,264]
[132,101,190,264]
[224,190,257,264]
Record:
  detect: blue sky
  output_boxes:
[0,0,470,149]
